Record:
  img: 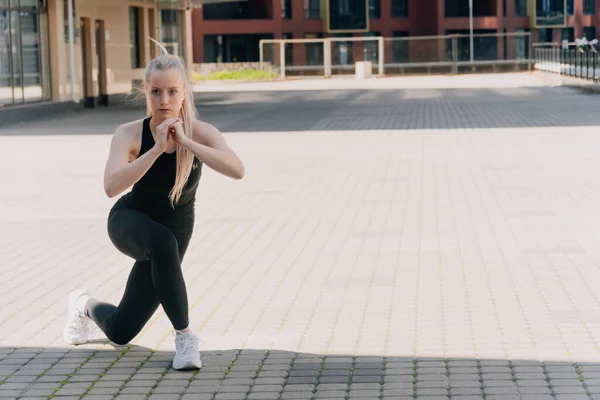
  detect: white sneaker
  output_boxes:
[63,289,93,345]
[173,331,202,370]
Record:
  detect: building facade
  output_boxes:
[191,0,600,63]
[1,0,195,109]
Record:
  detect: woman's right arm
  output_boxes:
[103,125,163,198]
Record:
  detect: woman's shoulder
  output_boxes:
[115,118,145,137]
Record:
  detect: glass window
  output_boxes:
[391,31,409,62]
[515,28,530,59]
[283,33,293,65]
[515,0,527,16]
[129,7,141,68]
[332,34,354,66]
[0,0,48,106]
[159,10,184,57]
[567,0,574,15]
[561,27,574,42]
[538,28,553,42]
[304,0,320,18]
[304,33,323,65]
[369,0,380,18]
[282,0,292,19]
[583,26,596,40]
[584,0,595,15]
[391,0,408,17]
[363,32,379,62]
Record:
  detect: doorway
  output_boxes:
[80,17,108,108]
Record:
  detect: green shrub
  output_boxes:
[194,69,279,81]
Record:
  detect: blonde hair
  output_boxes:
[146,38,196,207]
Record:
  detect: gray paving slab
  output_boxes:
[1,74,600,399]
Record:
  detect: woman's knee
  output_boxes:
[145,229,180,266]
[106,328,136,346]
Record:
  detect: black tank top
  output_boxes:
[130,117,202,212]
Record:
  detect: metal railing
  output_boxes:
[259,32,534,78]
[533,42,600,81]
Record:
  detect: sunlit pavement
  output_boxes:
[1,74,600,399]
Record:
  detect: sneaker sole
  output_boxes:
[172,359,202,371]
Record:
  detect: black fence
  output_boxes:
[534,43,600,81]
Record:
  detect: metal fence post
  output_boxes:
[378,37,384,76]
[259,40,264,70]
[279,42,285,79]
[324,38,332,78]
[586,50,590,80]
[452,35,458,74]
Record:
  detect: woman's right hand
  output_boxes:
[154,118,181,153]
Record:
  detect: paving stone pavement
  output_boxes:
[2,75,600,399]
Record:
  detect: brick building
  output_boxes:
[192,0,599,64]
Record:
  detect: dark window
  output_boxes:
[391,0,408,17]
[283,0,292,19]
[584,0,595,15]
[304,33,324,65]
[446,0,496,17]
[561,27,574,42]
[515,0,527,16]
[391,31,409,62]
[538,28,553,42]
[304,0,320,18]
[327,0,368,31]
[129,7,141,69]
[583,26,597,40]
[535,0,567,26]
[369,0,380,18]
[283,33,293,65]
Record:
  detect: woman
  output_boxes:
[63,41,245,371]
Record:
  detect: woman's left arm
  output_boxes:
[175,120,245,180]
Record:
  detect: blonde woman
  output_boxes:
[63,41,245,370]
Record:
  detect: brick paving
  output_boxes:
[1,75,600,399]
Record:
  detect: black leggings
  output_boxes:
[86,207,193,345]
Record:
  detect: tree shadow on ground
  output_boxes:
[1,344,599,399]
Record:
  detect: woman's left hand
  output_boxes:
[168,119,191,148]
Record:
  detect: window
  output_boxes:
[538,28,553,43]
[304,33,323,65]
[328,0,368,31]
[333,34,354,65]
[304,0,320,18]
[567,0,574,15]
[282,0,292,19]
[159,10,184,57]
[391,31,409,62]
[584,0,595,15]
[445,0,469,17]
[561,27,574,42]
[583,26,597,40]
[129,7,142,69]
[363,32,380,62]
[446,29,498,61]
[515,0,527,16]
[283,33,293,65]
[369,0,380,18]
[515,28,530,59]
[0,0,50,105]
[446,0,496,17]
[391,0,408,17]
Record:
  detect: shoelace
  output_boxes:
[174,332,206,356]
[71,311,93,339]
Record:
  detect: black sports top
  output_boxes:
[130,117,202,211]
